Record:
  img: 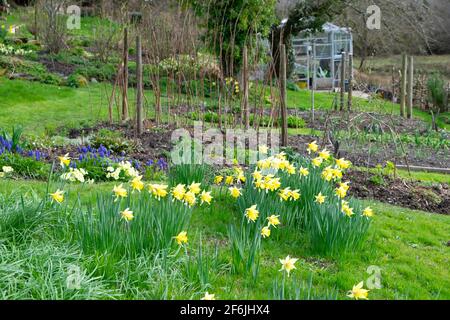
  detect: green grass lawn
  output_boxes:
[0,178,449,299]
[1,78,448,136]
[354,167,450,184]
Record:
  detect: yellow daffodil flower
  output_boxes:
[335,158,351,170]
[229,186,241,199]
[347,281,369,300]
[174,231,188,245]
[50,189,64,203]
[315,192,326,204]
[362,207,374,218]
[339,181,350,191]
[183,191,196,207]
[237,173,246,183]
[130,176,144,192]
[58,153,71,168]
[286,163,296,175]
[188,182,202,195]
[312,157,323,167]
[225,176,234,185]
[321,166,334,181]
[149,184,168,199]
[172,184,186,201]
[289,189,300,201]
[120,208,134,222]
[299,166,309,177]
[306,141,319,154]
[113,184,128,201]
[279,255,298,276]
[279,188,291,201]
[342,203,354,217]
[318,148,330,160]
[335,186,347,199]
[252,169,263,181]
[267,215,281,228]
[200,190,213,205]
[332,168,343,180]
[201,292,216,300]
[214,175,224,185]
[261,226,271,238]
[245,205,259,222]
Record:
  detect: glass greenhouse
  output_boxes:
[292,22,353,90]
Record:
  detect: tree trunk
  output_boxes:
[407,55,414,119]
[280,44,288,147]
[242,46,249,129]
[122,27,129,123]
[136,35,143,135]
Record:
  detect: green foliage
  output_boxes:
[0,152,49,180]
[74,62,116,82]
[74,192,193,257]
[67,73,88,88]
[90,129,135,154]
[427,73,447,112]
[186,0,276,75]
[237,156,371,256]
[228,216,261,280]
[168,163,212,187]
[1,125,24,152]
[270,274,338,300]
[0,55,62,85]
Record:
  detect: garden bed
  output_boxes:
[346,170,450,215]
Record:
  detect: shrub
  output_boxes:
[0,152,50,179]
[67,73,88,88]
[0,55,62,85]
[90,129,135,154]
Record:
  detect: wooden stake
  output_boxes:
[400,53,407,117]
[340,52,346,111]
[242,46,249,130]
[407,55,414,119]
[136,35,144,135]
[348,53,353,111]
[122,27,129,122]
[391,66,396,103]
[280,44,288,147]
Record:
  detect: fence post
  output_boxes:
[407,55,414,119]
[136,35,143,135]
[340,52,346,111]
[348,53,353,111]
[400,53,408,117]
[242,46,249,130]
[280,44,288,147]
[122,27,129,123]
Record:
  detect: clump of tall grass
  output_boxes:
[168,163,212,187]
[269,274,338,300]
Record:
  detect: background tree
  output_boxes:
[185,0,276,77]
[336,0,441,70]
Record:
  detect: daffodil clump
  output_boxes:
[232,143,372,255]
[229,201,284,278]
[67,152,211,256]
